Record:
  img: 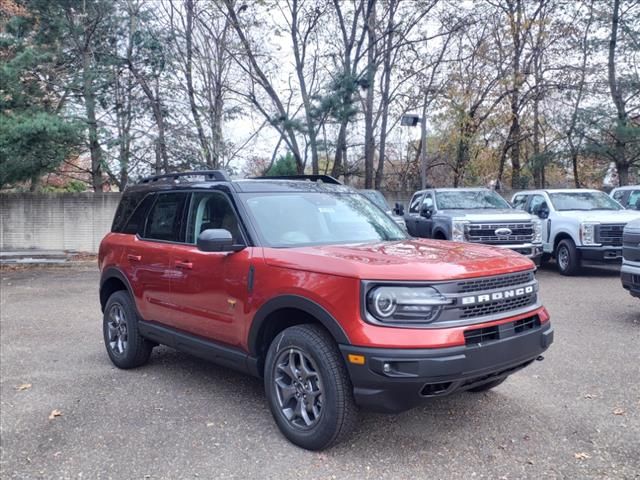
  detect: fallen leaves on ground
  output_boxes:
[574,452,591,460]
[15,383,32,391]
[48,409,63,420]
[612,407,625,415]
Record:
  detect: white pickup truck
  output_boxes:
[511,189,640,275]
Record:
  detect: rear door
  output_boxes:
[405,192,424,236]
[133,191,189,327]
[168,190,252,347]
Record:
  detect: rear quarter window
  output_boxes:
[111,192,145,233]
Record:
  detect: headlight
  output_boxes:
[580,222,600,246]
[532,219,542,244]
[452,220,469,242]
[366,286,452,324]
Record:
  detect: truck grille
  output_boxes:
[459,294,535,319]
[467,222,534,244]
[457,271,534,293]
[597,224,625,246]
[623,231,640,262]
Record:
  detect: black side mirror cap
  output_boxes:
[394,202,405,216]
[197,229,245,252]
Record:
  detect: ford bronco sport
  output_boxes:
[403,188,543,263]
[99,171,553,450]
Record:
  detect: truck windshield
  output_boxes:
[241,192,407,247]
[360,190,390,211]
[435,190,510,209]
[549,192,623,211]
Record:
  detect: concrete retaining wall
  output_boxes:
[0,193,122,253]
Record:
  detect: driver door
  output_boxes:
[416,193,435,238]
[527,194,550,245]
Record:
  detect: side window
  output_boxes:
[612,190,625,202]
[122,194,155,235]
[111,192,144,232]
[186,191,242,244]
[409,193,424,214]
[512,195,527,210]
[422,194,434,209]
[628,191,640,209]
[143,192,189,242]
[527,195,547,215]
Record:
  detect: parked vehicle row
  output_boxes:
[100,172,553,450]
[610,185,640,210]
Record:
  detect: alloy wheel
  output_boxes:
[558,246,569,271]
[107,303,128,356]
[273,348,323,429]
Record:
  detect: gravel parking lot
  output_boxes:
[1,264,638,479]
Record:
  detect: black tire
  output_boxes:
[103,290,153,369]
[467,377,506,393]
[264,324,357,450]
[556,238,580,276]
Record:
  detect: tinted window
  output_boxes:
[186,191,243,244]
[627,190,640,209]
[122,194,155,235]
[409,193,424,214]
[111,192,145,232]
[512,195,527,210]
[613,190,626,202]
[143,192,188,242]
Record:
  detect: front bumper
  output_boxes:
[578,246,622,264]
[340,319,553,413]
[621,262,640,298]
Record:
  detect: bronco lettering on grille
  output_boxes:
[461,285,534,305]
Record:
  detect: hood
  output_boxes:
[437,209,534,222]
[262,239,534,281]
[556,210,640,223]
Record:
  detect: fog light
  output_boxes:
[383,363,391,373]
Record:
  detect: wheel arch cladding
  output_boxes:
[99,268,132,312]
[248,295,351,367]
[553,231,574,251]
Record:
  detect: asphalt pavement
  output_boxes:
[0,264,638,479]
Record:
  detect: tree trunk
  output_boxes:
[185,0,212,167]
[83,49,104,192]
[332,123,347,178]
[363,0,376,189]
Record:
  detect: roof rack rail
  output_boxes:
[139,170,230,184]
[251,174,342,185]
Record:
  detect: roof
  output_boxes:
[611,185,640,191]
[513,189,602,195]
[124,171,355,195]
[413,187,492,195]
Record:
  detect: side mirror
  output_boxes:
[420,205,433,219]
[394,202,405,216]
[536,206,550,219]
[197,229,245,253]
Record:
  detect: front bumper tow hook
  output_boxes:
[536,355,545,362]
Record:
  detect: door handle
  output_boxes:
[175,260,193,270]
[127,254,142,262]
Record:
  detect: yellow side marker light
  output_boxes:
[348,354,366,365]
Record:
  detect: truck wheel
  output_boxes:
[264,324,357,450]
[103,291,153,369]
[556,239,580,276]
[468,377,506,392]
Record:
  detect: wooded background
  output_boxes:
[1,0,638,193]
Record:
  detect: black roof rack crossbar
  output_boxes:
[251,174,341,185]
[139,170,230,184]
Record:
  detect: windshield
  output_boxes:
[435,190,510,209]
[360,190,390,211]
[241,192,407,247]
[549,192,623,211]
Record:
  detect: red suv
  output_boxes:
[99,171,553,450]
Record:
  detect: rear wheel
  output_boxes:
[556,238,580,276]
[264,324,357,450]
[103,291,153,369]
[468,377,506,393]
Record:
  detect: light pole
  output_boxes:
[401,113,427,189]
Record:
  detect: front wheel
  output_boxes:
[556,239,580,276]
[264,324,357,450]
[103,291,153,369]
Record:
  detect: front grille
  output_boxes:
[459,294,535,319]
[457,271,534,293]
[597,224,625,246]
[464,315,541,346]
[467,222,534,244]
[463,326,499,344]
